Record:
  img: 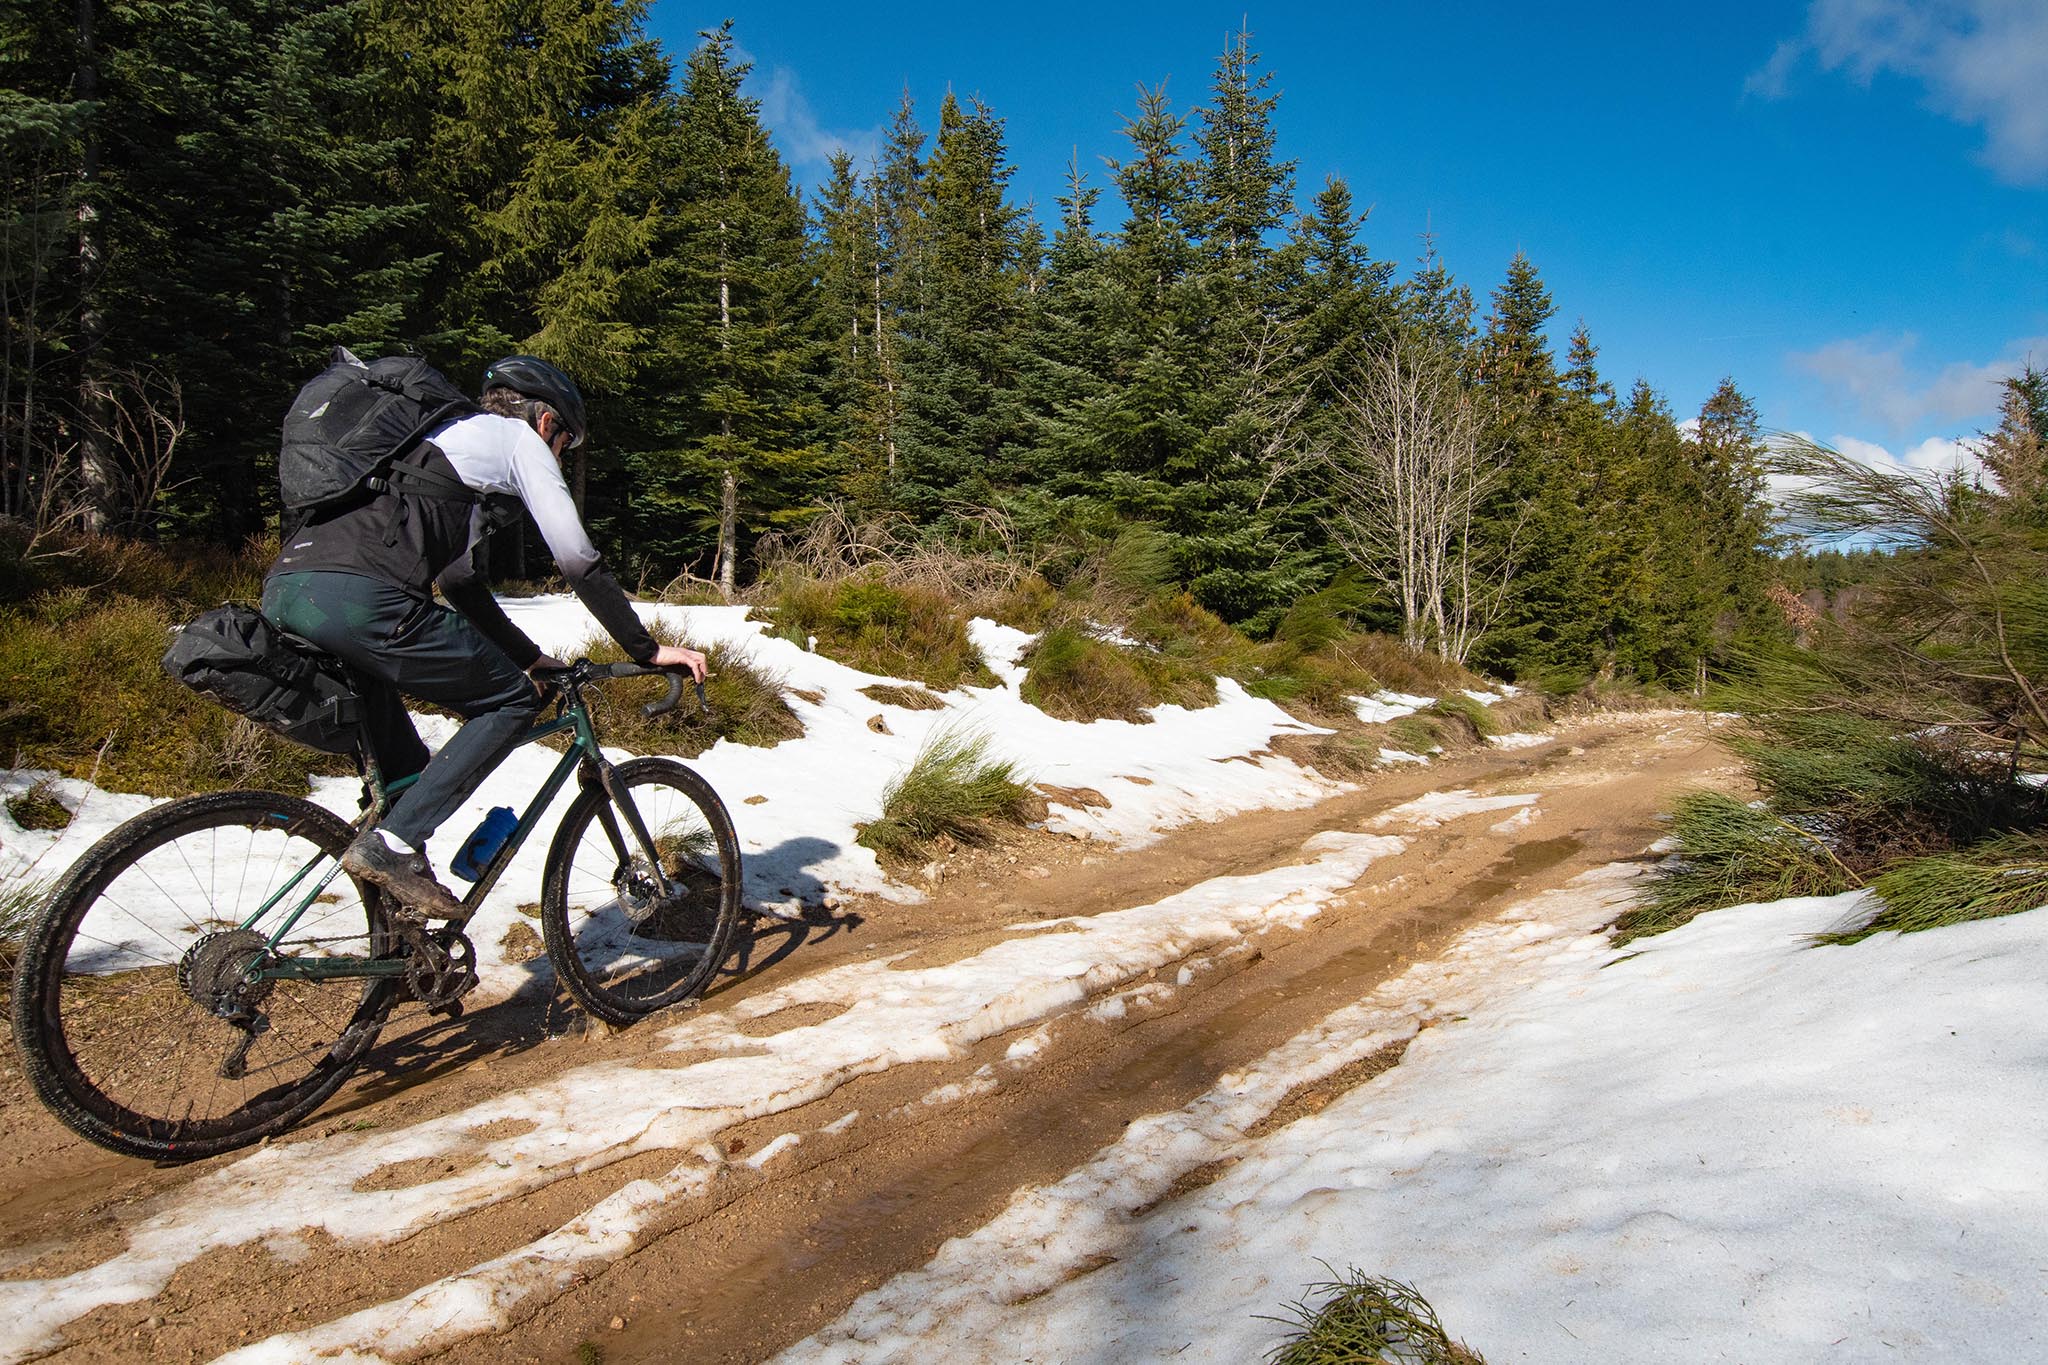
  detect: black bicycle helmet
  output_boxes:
[481,355,588,449]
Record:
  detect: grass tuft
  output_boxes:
[1620,790,1855,942]
[764,571,995,692]
[0,594,344,798]
[1427,693,1501,740]
[1825,834,2048,942]
[857,726,1034,862]
[564,625,801,758]
[1265,1270,1487,1365]
[6,779,72,831]
[1385,714,1446,755]
[859,684,949,712]
[1020,624,1216,723]
[0,875,52,977]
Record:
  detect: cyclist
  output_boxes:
[262,356,705,919]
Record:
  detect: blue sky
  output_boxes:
[646,2,2048,473]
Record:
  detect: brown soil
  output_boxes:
[0,709,1741,1364]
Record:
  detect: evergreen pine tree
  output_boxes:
[625,22,824,591]
[1469,253,1581,680]
[891,91,1034,522]
[1399,230,1475,361]
[1981,364,2048,518]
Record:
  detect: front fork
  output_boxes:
[582,757,676,901]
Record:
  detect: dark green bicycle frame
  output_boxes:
[238,695,660,984]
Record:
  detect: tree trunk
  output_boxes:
[714,223,737,598]
[75,0,115,532]
[716,466,737,598]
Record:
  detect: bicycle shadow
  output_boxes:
[714,835,864,993]
[323,837,861,1115]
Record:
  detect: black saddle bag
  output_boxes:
[161,604,363,756]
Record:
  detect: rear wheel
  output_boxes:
[540,758,743,1026]
[10,791,398,1159]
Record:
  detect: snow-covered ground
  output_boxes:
[781,880,2048,1363]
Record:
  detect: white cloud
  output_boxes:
[750,66,883,177]
[1789,332,2047,433]
[1763,429,1983,512]
[1832,432,1982,475]
[1752,0,2048,184]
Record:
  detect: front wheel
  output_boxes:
[540,758,743,1026]
[10,791,398,1160]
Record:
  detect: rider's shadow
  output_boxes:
[719,835,863,988]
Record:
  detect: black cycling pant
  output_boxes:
[262,570,539,850]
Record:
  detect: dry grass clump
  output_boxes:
[1265,1271,1487,1365]
[1019,624,1217,723]
[754,503,1030,614]
[1426,692,1502,740]
[1270,731,1385,781]
[0,875,52,977]
[6,779,72,831]
[859,684,948,711]
[0,594,342,797]
[764,571,995,692]
[856,726,1035,862]
[0,525,272,610]
[563,624,800,758]
[1332,633,1482,696]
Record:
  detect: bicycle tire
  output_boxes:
[540,758,743,1026]
[11,790,398,1160]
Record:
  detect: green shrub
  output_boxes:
[563,624,801,758]
[1266,1271,1486,1365]
[857,727,1033,862]
[764,571,995,691]
[1020,624,1216,723]
[1621,791,1856,942]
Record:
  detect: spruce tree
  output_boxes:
[1981,364,2048,519]
[1469,253,1580,680]
[1400,231,1475,361]
[891,92,1034,522]
[625,22,824,591]
[811,150,888,506]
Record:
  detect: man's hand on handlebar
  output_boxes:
[651,644,709,683]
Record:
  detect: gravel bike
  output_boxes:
[10,659,743,1160]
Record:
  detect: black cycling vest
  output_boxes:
[271,444,513,595]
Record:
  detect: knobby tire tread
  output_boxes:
[11,790,396,1160]
[539,758,743,1027]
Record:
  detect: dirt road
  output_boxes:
[0,709,1736,1363]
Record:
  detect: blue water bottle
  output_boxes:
[451,806,518,882]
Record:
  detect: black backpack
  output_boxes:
[280,348,479,521]
[161,605,363,756]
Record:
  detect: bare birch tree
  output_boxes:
[1322,336,1516,662]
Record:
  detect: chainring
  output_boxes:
[404,928,478,1010]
